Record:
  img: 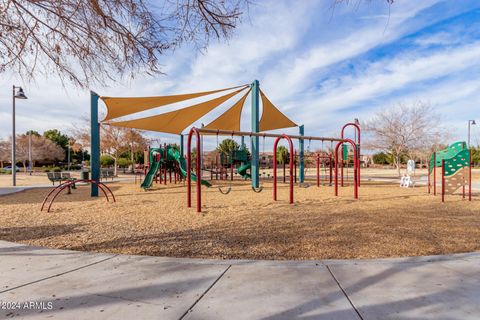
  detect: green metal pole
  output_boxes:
[251,80,260,188]
[299,125,304,183]
[90,91,100,197]
[241,136,245,149]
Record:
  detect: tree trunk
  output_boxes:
[396,155,401,176]
[22,160,27,173]
[113,157,118,176]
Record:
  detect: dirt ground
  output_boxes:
[0,178,479,260]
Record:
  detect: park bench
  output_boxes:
[100,169,115,181]
[46,172,77,188]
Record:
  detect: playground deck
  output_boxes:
[0,180,479,260]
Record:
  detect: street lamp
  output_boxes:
[468,120,476,148]
[12,86,28,186]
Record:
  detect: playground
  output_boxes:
[0,81,478,261]
[1,179,479,260]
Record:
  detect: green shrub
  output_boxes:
[100,155,115,167]
[117,158,132,168]
[51,167,62,172]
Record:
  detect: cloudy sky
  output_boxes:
[1,0,479,149]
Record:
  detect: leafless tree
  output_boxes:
[1,0,249,87]
[1,134,64,171]
[364,101,446,176]
[72,117,148,175]
[0,140,9,168]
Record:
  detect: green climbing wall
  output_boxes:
[429,141,468,174]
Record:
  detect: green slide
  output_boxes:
[141,146,211,188]
[141,160,160,189]
[238,162,251,179]
[170,148,211,187]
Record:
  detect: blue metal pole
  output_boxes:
[90,91,100,197]
[251,80,260,188]
[299,124,305,183]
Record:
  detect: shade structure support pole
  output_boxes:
[90,91,100,197]
[251,80,260,189]
[299,125,305,183]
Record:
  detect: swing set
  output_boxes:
[187,127,360,213]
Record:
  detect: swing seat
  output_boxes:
[218,186,232,194]
[252,186,264,193]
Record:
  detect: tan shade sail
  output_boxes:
[101,84,248,121]
[259,90,297,131]
[204,88,251,131]
[107,87,247,134]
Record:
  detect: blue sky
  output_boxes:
[1,0,479,149]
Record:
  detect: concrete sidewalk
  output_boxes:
[0,241,479,319]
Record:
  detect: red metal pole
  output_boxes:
[469,148,472,201]
[335,139,357,199]
[334,143,340,196]
[427,156,430,194]
[287,136,294,204]
[196,134,201,212]
[273,140,278,201]
[187,128,202,212]
[215,155,218,180]
[442,159,445,203]
[329,153,333,185]
[283,155,286,184]
[230,161,233,181]
[316,153,320,187]
[187,133,192,208]
[341,154,344,187]
[433,152,436,196]
[163,143,167,185]
[353,142,358,199]
[294,150,297,184]
[341,123,361,188]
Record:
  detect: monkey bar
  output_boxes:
[187,127,359,213]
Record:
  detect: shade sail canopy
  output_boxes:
[107,87,247,134]
[259,89,297,131]
[204,88,251,131]
[101,84,248,121]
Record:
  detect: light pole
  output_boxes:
[468,120,476,148]
[12,86,28,186]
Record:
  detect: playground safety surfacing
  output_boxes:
[0,180,479,260]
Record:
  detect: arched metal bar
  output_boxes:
[42,179,115,212]
[187,127,202,212]
[273,134,294,204]
[341,123,361,187]
[45,180,111,212]
[334,139,358,199]
[41,180,76,211]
